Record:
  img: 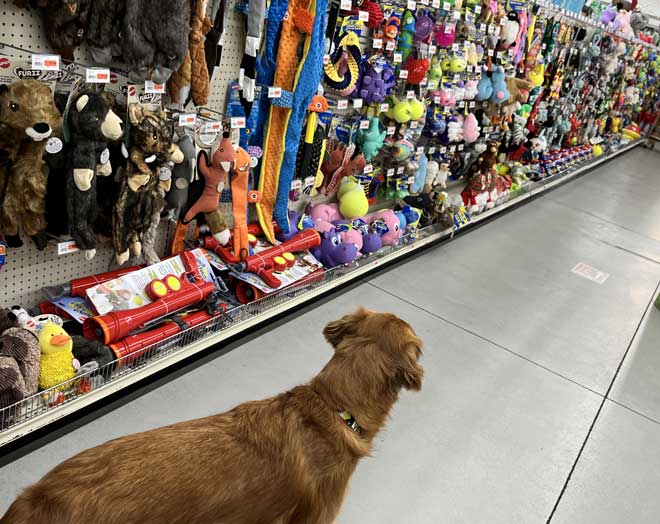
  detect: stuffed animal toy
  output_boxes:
[122,0,191,84]
[66,92,124,260]
[367,209,402,246]
[187,0,211,106]
[489,66,510,104]
[410,153,428,194]
[499,11,519,48]
[165,134,195,222]
[71,335,115,370]
[0,327,40,421]
[465,80,479,100]
[0,80,61,249]
[184,133,236,245]
[613,9,634,39]
[86,0,124,64]
[463,113,481,144]
[41,0,91,61]
[423,160,448,193]
[113,105,177,265]
[601,4,618,26]
[337,177,368,219]
[311,229,359,268]
[476,69,494,101]
[356,117,386,162]
[38,322,77,392]
[403,192,435,227]
[447,116,464,143]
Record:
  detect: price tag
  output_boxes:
[453,74,460,82]
[432,0,440,7]
[204,121,223,133]
[406,90,415,99]
[386,40,396,51]
[337,99,349,109]
[291,179,303,190]
[32,54,59,71]
[475,4,481,13]
[440,146,447,153]
[452,43,459,51]
[407,0,416,9]
[421,0,429,5]
[340,0,351,10]
[400,69,409,79]
[458,144,464,151]
[323,54,330,65]
[397,166,405,174]
[429,44,437,55]
[387,125,396,135]
[144,81,165,93]
[443,1,450,9]
[434,96,441,104]
[428,146,436,154]
[230,116,246,128]
[449,145,456,152]
[445,23,454,34]
[407,176,416,184]
[453,9,460,19]
[410,121,418,129]
[86,68,110,83]
[57,240,79,256]
[358,10,369,21]
[304,176,316,187]
[387,168,395,176]
[393,52,403,63]
[488,49,494,57]
[380,103,389,112]
[416,146,424,154]
[469,101,475,108]
[364,164,374,173]
[268,86,282,98]
[443,107,450,115]
[359,119,370,129]
[373,38,383,49]
[353,98,363,109]
[178,113,197,126]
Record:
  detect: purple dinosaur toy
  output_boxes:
[276,210,315,242]
[311,229,359,268]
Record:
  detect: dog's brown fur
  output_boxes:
[1,308,423,524]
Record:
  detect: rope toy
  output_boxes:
[323,31,361,96]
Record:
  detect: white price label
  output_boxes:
[32,54,59,71]
[407,176,416,184]
[421,0,429,5]
[304,176,316,187]
[399,69,409,79]
[337,99,349,110]
[291,179,303,190]
[353,98,363,109]
[373,38,383,49]
[469,101,475,108]
[145,81,165,93]
[407,0,416,9]
[386,40,396,51]
[445,23,453,34]
[387,168,395,176]
[452,43,459,51]
[443,1,450,10]
[449,145,456,152]
[358,10,369,21]
[453,74,460,82]
[428,146,436,154]
[364,164,374,174]
[434,96,441,104]
[178,113,197,126]
[397,166,405,174]
[429,44,437,55]
[488,49,494,57]
[432,0,440,7]
[380,103,389,112]
[416,146,424,154]
[268,86,282,98]
[410,121,418,129]
[475,4,481,13]
[393,52,403,63]
[453,10,460,19]
[458,100,465,108]
[323,54,330,65]
[440,146,447,153]
[230,116,246,128]
[85,68,110,83]
[406,90,415,99]
[359,119,370,129]
[340,0,351,10]
[204,121,223,133]
[387,125,396,135]
[57,240,79,256]
[458,144,464,151]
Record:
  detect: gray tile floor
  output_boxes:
[2,147,660,523]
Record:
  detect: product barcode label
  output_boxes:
[178,113,197,126]
[32,54,59,70]
[393,53,403,63]
[145,81,165,93]
[359,119,370,129]
[86,68,110,83]
[373,38,383,49]
[268,86,282,98]
[337,99,349,109]
[400,69,409,79]
[364,164,373,173]
[397,166,405,174]
[57,240,79,256]
[353,98,363,109]
[358,10,369,21]
[230,117,246,128]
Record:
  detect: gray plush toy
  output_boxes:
[122,0,192,84]
[0,327,41,423]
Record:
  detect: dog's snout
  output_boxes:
[33,122,50,134]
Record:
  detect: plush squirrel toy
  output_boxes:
[67,91,124,260]
[0,80,61,249]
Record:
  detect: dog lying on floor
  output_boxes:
[1,307,423,524]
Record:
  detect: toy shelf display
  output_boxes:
[0,0,658,446]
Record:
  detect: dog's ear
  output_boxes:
[323,307,370,348]
[399,343,424,391]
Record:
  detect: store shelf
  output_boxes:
[0,139,642,449]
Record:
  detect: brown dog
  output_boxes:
[1,308,423,524]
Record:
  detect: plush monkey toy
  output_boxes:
[66,92,124,260]
[0,80,61,249]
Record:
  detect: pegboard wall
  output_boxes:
[0,0,246,308]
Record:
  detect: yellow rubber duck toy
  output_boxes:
[38,322,78,391]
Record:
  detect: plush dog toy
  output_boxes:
[44,0,91,60]
[122,0,191,84]
[0,80,62,249]
[67,92,123,260]
[113,104,178,265]
[0,326,41,422]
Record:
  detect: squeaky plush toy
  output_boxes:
[0,326,40,421]
[67,92,124,260]
[0,80,62,249]
[37,322,77,392]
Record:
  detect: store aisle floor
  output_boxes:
[3,147,660,523]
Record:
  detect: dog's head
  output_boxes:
[323,307,424,392]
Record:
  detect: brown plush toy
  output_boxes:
[0,80,62,249]
[113,104,182,265]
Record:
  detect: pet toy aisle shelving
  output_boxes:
[0,0,658,448]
